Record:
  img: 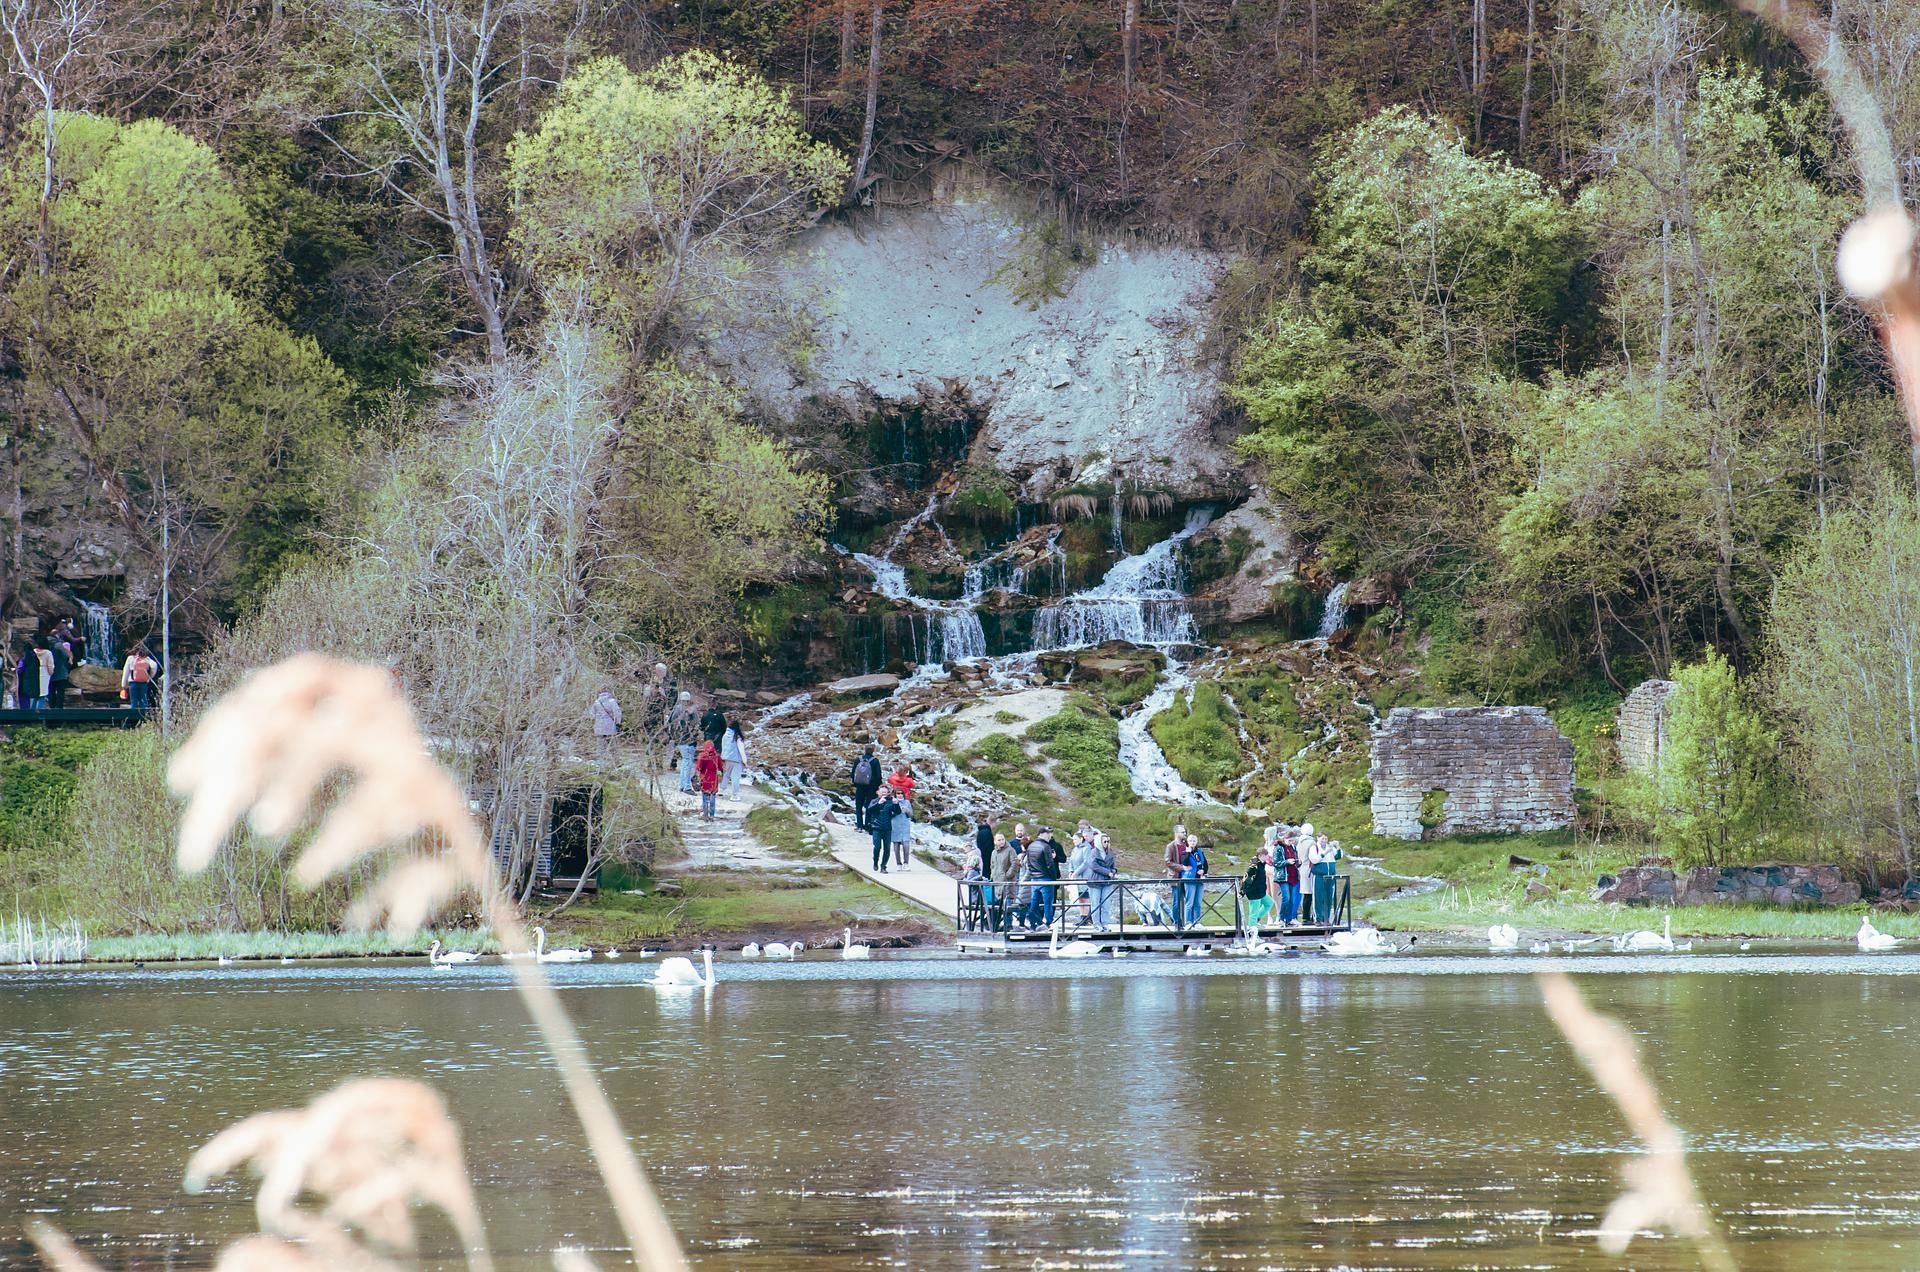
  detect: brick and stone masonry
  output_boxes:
[1616,679,1677,774]
[1369,706,1577,839]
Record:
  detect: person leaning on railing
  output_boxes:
[1087,833,1118,926]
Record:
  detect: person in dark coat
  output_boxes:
[700,703,728,747]
[849,745,883,830]
[868,790,898,873]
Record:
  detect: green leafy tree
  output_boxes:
[1769,492,1920,886]
[0,113,349,729]
[1229,106,1575,575]
[507,52,848,350]
[1636,649,1781,867]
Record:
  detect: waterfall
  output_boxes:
[838,496,986,667]
[1316,581,1351,639]
[77,599,115,666]
[1109,478,1125,553]
[1030,508,1211,651]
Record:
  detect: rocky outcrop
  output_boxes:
[1186,489,1303,625]
[1594,863,1861,907]
[709,173,1236,499]
[1369,706,1576,839]
[14,437,135,618]
[1617,679,1677,774]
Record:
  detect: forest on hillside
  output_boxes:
[3,0,1920,915]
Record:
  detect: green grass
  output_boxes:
[744,804,823,858]
[88,927,490,963]
[1028,703,1134,804]
[0,726,119,849]
[1148,682,1242,794]
[542,871,934,947]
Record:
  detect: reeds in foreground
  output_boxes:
[1537,971,1737,1272]
[31,654,686,1270]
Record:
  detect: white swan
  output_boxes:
[217,953,234,965]
[1528,941,1552,954]
[533,926,592,963]
[740,942,763,958]
[1613,914,1674,952]
[763,941,804,959]
[280,955,294,965]
[1323,927,1398,956]
[1858,916,1900,951]
[841,928,871,959]
[604,948,620,959]
[1487,923,1520,950]
[429,940,481,965]
[1227,935,1278,956]
[1048,927,1102,959]
[650,948,716,989]
[1183,944,1215,957]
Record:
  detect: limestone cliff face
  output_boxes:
[9,432,133,621]
[710,177,1239,499]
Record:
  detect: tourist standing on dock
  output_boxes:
[889,796,914,868]
[1313,834,1341,925]
[29,636,52,710]
[1244,846,1274,927]
[1087,832,1118,925]
[669,692,700,791]
[720,721,749,800]
[1295,825,1314,923]
[1275,831,1302,924]
[974,812,995,865]
[694,738,722,819]
[592,689,622,759]
[1181,836,1209,927]
[1164,827,1190,928]
[121,643,158,719]
[850,747,882,830]
[1067,829,1094,925]
[1024,830,1058,928]
[990,832,1019,930]
[869,790,897,872]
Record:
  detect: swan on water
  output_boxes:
[217,953,234,965]
[429,940,481,965]
[280,955,295,965]
[1322,927,1399,956]
[533,926,592,963]
[1487,924,1520,950]
[604,948,620,959]
[1227,935,1278,956]
[841,928,871,959]
[1183,944,1216,957]
[740,942,763,958]
[1858,917,1900,951]
[1528,941,1552,954]
[1048,927,1102,959]
[650,948,715,989]
[763,941,804,959]
[1612,914,1674,952]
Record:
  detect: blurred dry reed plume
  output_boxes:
[1538,972,1737,1272]
[30,653,686,1271]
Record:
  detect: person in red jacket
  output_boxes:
[887,763,915,801]
[694,739,723,820]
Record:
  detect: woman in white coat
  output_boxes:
[720,723,749,801]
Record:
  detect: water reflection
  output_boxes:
[3,955,1920,1268]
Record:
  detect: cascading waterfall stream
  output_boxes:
[838,496,987,667]
[76,599,116,666]
[1316,581,1351,640]
[1114,658,1222,805]
[1030,507,1212,650]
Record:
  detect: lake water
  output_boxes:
[5,952,1920,1269]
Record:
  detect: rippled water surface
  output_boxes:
[5,952,1920,1268]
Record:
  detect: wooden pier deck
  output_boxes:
[953,875,1353,953]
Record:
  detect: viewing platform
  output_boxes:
[0,707,145,729]
[953,874,1352,953]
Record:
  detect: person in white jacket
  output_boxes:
[720,722,749,800]
[591,689,622,759]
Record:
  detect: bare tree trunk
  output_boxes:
[849,0,882,201]
[839,0,856,73]
[1120,0,1137,191]
[1307,0,1317,77]
[1518,0,1537,154]
[1470,0,1487,144]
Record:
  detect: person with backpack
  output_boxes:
[1181,837,1209,928]
[45,628,71,709]
[849,747,882,830]
[121,643,159,718]
[1243,845,1274,928]
[868,789,897,873]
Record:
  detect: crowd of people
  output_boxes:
[950,815,1348,933]
[587,664,754,821]
[4,617,159,717]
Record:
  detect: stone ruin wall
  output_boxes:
[1369,707,1577,839]
[1616,679,1677,774]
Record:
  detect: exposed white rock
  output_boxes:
[709,176,1236,497]
[1189,488,1303,623]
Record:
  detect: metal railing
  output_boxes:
[957,874,1351,937]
